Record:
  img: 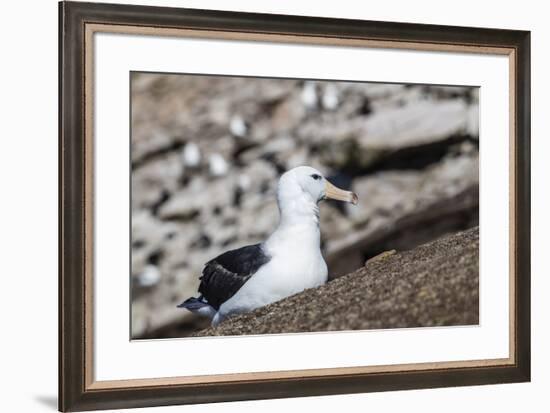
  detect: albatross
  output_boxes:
[177,166,358,326]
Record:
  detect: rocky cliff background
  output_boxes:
[130,73,479,339]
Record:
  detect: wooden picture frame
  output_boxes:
[59,1,530,411]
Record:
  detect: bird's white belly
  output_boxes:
[218,250,327,318]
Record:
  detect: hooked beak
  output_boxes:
[324,180,358,205]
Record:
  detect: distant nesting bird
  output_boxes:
[301,82,318,110]
[178,166,358,326]
[182,142,201,167]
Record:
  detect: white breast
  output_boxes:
[218,223,327,318]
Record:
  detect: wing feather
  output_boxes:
[198,243,270,310]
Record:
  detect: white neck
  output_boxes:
[264,192,321,253]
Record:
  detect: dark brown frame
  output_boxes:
[59,1,531,411]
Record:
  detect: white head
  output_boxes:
[276,166,358,224]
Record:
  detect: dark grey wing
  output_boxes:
[198,243,270,310]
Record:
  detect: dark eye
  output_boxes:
[310,174,322,180]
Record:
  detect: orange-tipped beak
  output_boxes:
[324,180,358,205]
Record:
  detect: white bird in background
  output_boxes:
[229,115,248,137]
[301,81,318,110]
[322,84,340,110]
[182,142,201,168]
[178,166,358,326]
[208,153,229,177]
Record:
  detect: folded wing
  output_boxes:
[198,243,271,310]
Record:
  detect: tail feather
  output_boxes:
[177,296,216,318]
[177,296,205,310]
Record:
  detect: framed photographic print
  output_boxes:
[59,1,530,411]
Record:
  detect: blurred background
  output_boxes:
[130,72,479,339]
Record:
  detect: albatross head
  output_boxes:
[277,166,358,210]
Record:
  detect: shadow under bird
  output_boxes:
[178,166,358,326]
